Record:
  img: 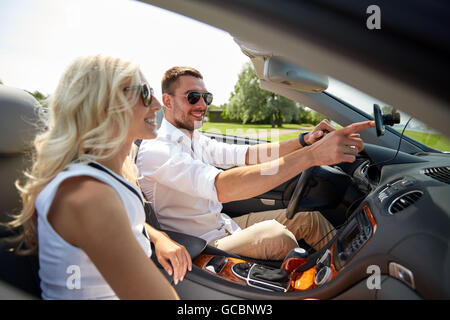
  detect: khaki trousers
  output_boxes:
[209,209,336,260]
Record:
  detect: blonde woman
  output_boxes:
[7,55,191,299]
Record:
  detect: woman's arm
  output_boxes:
[144,223,192,285]
[47,176,179,300]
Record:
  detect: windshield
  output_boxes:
[326,78,450,152]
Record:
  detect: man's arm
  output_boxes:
[245,119,336,165]
[245,137,301,165]
[218,146,315,203]
[216,120,374,203]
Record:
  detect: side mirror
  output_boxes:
[263,56,329,93]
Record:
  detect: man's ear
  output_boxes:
[162,93,172,110]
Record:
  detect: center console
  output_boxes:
[193,205,376,293]
[333,205,375,270]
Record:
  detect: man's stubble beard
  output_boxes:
[174,113,195,132]
[172,104,203,132]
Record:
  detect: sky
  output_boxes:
[0,0,427,130]
[0,0,250,106]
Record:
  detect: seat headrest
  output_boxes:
[156,107,164,129]
[0,86,41,154]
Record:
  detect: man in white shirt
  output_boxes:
[137,66,375,261]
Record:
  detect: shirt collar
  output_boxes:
[158,118,186,142]
[158,118,200,145]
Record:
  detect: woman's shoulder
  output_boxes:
[46,174,124,247]
[55,174,117,206]
[36,163,114,212]
[42,163,123,222]
[49,174,120,224]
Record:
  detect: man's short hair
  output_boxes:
[161,66,203,94]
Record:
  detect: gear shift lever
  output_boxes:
[282,247,308,273]
[231,248,309,292]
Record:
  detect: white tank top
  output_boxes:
[35,162,151,300]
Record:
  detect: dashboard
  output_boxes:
[333,144,450,298]
[193,143,450,299]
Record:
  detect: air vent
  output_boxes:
[422,166,450,184]
[388,190,423,215]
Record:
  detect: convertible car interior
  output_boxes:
[1,0,449,300]
[147,109,450,300]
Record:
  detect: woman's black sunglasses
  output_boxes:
[171,91,213,106]
[123,83,154,106]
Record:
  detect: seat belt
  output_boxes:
[87,162,149,239]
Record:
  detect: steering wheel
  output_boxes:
[285,166,317,219]
[285,164,353,219]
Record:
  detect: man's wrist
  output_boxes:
[298,132,309,147]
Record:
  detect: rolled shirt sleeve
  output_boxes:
[137,140,222,202]
[197,134,249,169]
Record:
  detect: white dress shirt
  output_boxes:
[137,119,249,243]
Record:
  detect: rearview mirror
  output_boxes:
[263,56,329,93]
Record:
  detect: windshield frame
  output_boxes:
[323,90,441,154]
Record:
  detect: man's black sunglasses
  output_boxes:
[170,91,213,106]
[123,83,154,106]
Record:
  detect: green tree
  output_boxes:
[298,108,326,125]
[224,63,299,127]
[26,90,48,107]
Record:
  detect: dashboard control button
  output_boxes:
[401,179,414,187]
[338,252,348,261]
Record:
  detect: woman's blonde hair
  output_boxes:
[8,54,143,254]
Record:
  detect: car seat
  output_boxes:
[0,85,41,298]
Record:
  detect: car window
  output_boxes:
[326,78,450,152]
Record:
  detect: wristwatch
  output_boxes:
[298,132,309,147]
